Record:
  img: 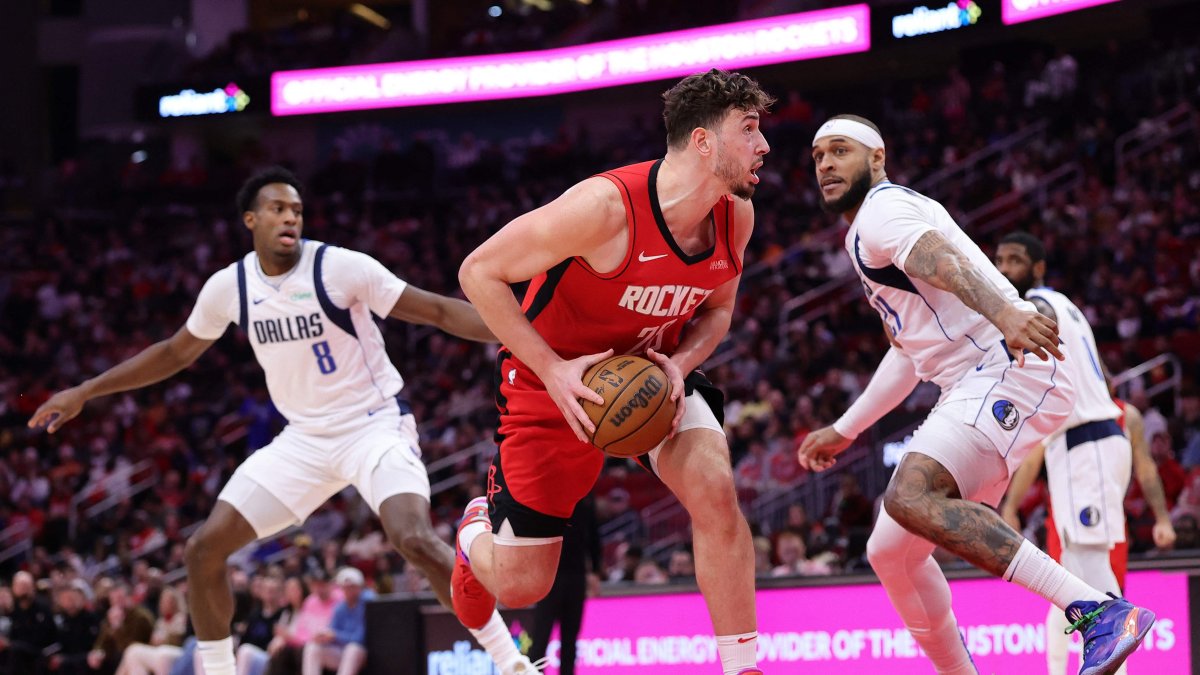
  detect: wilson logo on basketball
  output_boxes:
[609,375,664,428]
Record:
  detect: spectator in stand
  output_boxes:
[751,537,774,577]
[8,571,56,674]
[301,567,373,675]
[49,580,101,675]
[116,585,188,674]
[235,576,306,675]
[632,561,668,586]
[771,531,832,578]
[88,584,154,675]
[667,547,696,580]
[264,569,339,675]
[1175,387,1200,469]
[605,543,642,584]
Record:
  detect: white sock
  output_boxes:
[469,610,520,665]
[459,521,490,564]
[716,632,757,675]
[197,636,237,675]
[1003,539,1108,609]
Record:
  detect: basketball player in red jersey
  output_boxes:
[457,69,773,675]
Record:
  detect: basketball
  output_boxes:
[581,355,676,458]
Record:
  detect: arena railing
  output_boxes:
[68,458,158,540]
[1111,352,1184,414]
[1115,102,1196,170]
[910,119,1051,196]
[0,522,34,566]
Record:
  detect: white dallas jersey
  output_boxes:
[186,240,408,436]
[846,181,1035,389]
[1026,286,1120,428]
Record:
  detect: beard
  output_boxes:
[819,162,872,214]
[716,148,755,201]
[1007,272,1034,297]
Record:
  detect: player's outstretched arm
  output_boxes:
[799,347,919,472]
[28,326,215,433]
[459,176,625,442]
[1125,404,1177,548]
[387,285,496,343]
[903,230,1062,366]
[999,442,1046,531]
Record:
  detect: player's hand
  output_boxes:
[645,348,686,438]
[797,426,853,472]
[996,305,1062,367]
[1153,519,1177,549]
[543,349,613,443]
[27,385,89,434]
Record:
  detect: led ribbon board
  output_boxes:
[1001,0,1120,25]
[270,5,870,116]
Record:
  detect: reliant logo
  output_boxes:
[159,83,251,118]
[892,1,982,38]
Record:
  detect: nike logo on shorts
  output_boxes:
[252,297,267,304]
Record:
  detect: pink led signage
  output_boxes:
[1001,0,1121,25]
[271,5,870,116]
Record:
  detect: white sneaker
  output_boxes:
[505,655,549,674]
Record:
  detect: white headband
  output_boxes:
[812,118,885,150]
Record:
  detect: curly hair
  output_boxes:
[662,69,776,149]
[236,166,304,214]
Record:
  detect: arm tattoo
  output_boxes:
[904,231,1011,322]
[1029,296,1057,323]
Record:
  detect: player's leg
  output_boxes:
[185,498,266,675]
[455,404,598,614]
[890,421,1152,672]
[467,523,563,610]
[193,433,344,675]
[649,387,756,675]
[867,505,976,674]
[376,491,454,607]
[655,429,755,634]
[355,420,539,674]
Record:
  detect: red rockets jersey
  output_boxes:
[514,159,741,373]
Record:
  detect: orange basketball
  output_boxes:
[580,355,676,458]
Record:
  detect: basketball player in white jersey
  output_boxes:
[798,116,1156,675]
[27,167,542,675]
[995,231,1176,675]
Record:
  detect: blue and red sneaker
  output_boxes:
[451,496,496,630]
[1064,593,1155,675]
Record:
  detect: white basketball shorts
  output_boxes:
[217,398,429,538]
[905,343,1076,506]
[1045,419,1131,547]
